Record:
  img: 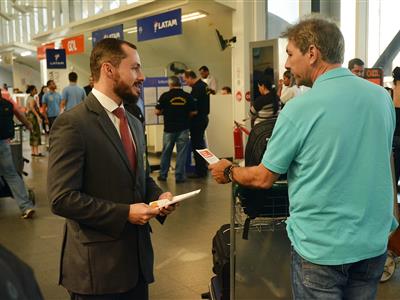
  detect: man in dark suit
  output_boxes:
[48,38,176,300]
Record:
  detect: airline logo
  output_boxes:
[153,18,178,33]
[137,9,182,42]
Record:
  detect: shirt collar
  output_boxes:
[314,67,354,87]
[92,88,125,114]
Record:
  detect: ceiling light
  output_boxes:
[20,51,32,57]
[182,11,207,22]
[124,26,137,33]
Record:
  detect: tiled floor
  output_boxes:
[0,135,399,299]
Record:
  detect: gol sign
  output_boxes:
[61,35,85,55]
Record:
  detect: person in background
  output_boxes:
[1,83,11,101]
[42,80,61,130]
[221,86,232,95]
[392,67,400,186]
[60,72,86,112]
[155,75,197,183]
[26,85,42,157]
[199,65,217,95]
[48,38,177,300]
[38,85,49,134]
[83,75,94,96]
[348,58,365,77]
[183,70,210,178]
[277,70,299,106]
[249,75,280,127]
[37,85,47,107]
[209,17,397,299]
[0,93,35,219]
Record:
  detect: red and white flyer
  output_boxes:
[196,148,220,164]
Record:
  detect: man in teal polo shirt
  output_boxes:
[42,80,61,129]
[209,17,397,299]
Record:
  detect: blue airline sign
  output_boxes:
[92,24,124,46]
[46,49,66,69]
[137,9,182,42]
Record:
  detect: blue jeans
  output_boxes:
[0,140,34,213]
[291,248,386,300]
[160,130,189,181]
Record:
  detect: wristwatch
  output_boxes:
[223,165,236,183]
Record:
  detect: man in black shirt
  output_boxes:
[155,76,197,183]
[183,70,210,178]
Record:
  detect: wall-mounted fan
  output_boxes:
[166,61,188,76]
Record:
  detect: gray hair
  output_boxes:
[168,75,181,87]
[281,17,344,64]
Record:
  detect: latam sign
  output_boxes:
[46,49,66,69]
[92,24,124,46]
[137,9,182,42]
[61,35,85,55]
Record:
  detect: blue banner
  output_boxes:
[92,24,124,46]
[137,9,182,42]
[46,49,66,69]
[143,77,169,87]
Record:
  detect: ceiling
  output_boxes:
[0,0,233,73]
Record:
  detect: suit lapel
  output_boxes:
[85,95,135,179]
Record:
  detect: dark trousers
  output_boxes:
[190,116,209,176]
[68,272,148,300]
[48,116,57,131]
[393,138,400,185]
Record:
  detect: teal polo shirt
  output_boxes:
[262,67,397,265]
[42,91,61,118]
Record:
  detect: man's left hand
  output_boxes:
[158,192,176,216]
[209,159,232,184]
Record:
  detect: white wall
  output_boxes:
[0,66,13,88]
[12,62,42,92]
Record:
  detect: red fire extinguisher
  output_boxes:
[233,122,244,160]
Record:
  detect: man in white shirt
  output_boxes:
[199,65,217,95]
[278,70,300,105]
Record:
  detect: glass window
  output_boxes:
[110,0,120,10]
[367,0,400,68]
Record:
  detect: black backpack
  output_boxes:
[0,97,15,140]
[238,117,289,239]
[244,117,277,167]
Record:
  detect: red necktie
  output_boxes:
[113,107,136,171]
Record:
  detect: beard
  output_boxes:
[113,74,140,105]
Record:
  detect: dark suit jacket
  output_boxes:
[47,93,163,294]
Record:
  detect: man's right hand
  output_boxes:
[128,203,160,225]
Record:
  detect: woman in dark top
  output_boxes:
[392,67,400,185]
[249,75,280,127]
[26,85,42,156]
[37,85,49,134]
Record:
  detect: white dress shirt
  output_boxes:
[201,74,218,92]
[91,88,136,149]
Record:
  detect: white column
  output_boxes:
[46,0,53,30]
[355,0,368,63]
[340,0,356,65]
[299,0,311,17]
[231,1,267,123]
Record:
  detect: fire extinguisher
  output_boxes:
[233,122,244,160]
